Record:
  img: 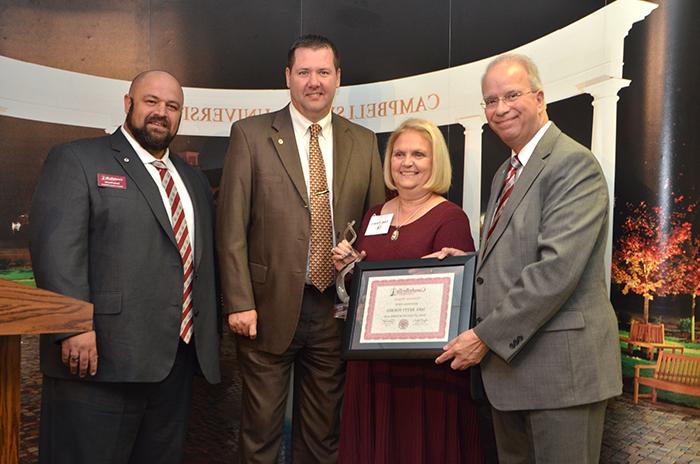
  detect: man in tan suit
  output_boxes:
[217,35,384,463]
[435,54,622,463]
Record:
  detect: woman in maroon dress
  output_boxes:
[332,118,482,463]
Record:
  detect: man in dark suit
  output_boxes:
[30,70,221,464]
[217,35,384,463]
[435,54,622,463]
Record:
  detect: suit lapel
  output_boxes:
[478,124,560,268]
[171,155,203,271]
[110,131,177,248]
[271,107,309,206]
[477,160,509,272]
[332,114,352,222]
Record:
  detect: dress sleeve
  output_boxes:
[432,204,475,253]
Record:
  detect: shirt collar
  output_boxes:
[120,125,171,166]
[288,103,333,140]
[512,120,551,167]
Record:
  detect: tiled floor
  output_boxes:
[19,333,700,463]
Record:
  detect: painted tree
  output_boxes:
[665,237,700,341]
[611,197,693,323]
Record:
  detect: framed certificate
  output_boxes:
[341,254,476,360]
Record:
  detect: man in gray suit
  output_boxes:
[30,70,221,463]
[435,54,622,463]
[217,35,384,463]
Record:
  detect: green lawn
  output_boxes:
[619,331,700,409]
[0,268,36,287]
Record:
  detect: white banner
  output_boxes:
[0,0,655,137]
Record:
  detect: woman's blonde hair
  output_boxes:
[383,118,452,194]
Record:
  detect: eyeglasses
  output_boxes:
[480,90,539,109]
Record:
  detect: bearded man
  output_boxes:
[30,70,220,464]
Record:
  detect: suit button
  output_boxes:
[517,335,523,342]
[476,277,484,285]
[194,308,200,317]
[509,342,515,349]
[475,316,483,324]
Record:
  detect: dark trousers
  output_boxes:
[39,341,195,464]
[237,286,345,464]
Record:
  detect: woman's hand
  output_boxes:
[422,247,468,259]
[331,239,366,271]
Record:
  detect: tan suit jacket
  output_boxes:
[473,123,622,411]
[217,106,385,354]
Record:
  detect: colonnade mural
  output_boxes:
[1,0,698,412]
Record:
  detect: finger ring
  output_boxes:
[70,354,79,361]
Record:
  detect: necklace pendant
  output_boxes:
[391,229,400,241]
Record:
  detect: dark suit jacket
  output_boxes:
[30,130,221,384]
[217,106,385,354]
[473,123,622,411]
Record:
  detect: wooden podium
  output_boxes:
[0,278,92,464]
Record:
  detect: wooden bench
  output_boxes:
[620,321,684,360]
[634,351,700,404]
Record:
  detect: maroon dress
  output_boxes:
[338,201,482,464]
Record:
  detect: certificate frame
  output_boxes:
[341,254,475,360]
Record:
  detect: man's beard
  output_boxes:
[125,101,177,153]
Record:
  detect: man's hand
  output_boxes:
[422,247,468,260]
[435,329,489,370]
[61,331,98,377]
[228,309,258,339]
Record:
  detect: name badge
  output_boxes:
[364,213,393,236]
[97,173,126,189]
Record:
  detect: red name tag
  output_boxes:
[97,173,126,189]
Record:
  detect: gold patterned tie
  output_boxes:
[308,123,334,291]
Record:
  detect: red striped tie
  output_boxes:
[486,155,522,242]
[152,160,194,344]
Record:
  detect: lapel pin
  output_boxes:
[277,138,284,145]
[123,157,130,163]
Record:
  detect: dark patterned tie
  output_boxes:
[308,124,334,291]
[486,155,522,242]
[152,160,194,343]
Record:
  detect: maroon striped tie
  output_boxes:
[152,160,194,343]
[486,155,522,242]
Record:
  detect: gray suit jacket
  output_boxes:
[30,130,221,384]
[473,123,622,411]
[217,106,385,354]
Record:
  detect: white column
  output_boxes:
[457,115,487,248]
[579,77,630,292]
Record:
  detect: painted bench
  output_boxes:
[634,351,700,404]
[620,321,684,360]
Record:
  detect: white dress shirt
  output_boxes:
[120,126,196,252]
[288,104,336,282]
[288,104,335,210]
[512,120,552,179]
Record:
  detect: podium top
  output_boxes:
[0,278,92,336]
